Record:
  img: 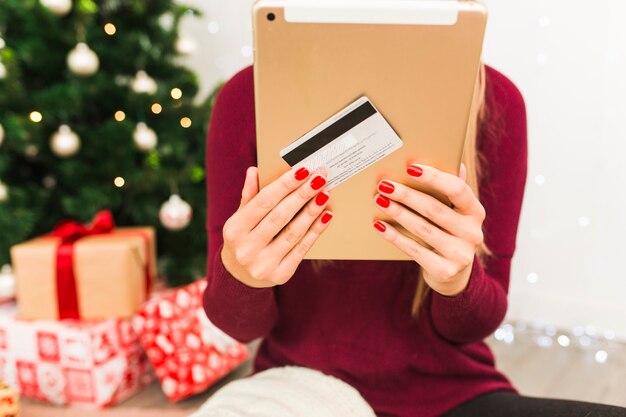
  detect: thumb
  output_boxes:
[239,166,260,209]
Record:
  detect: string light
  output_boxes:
[595,350,608,364]
[534,174,546,185]
[207,21,220,34]
[180,117,192,128]
[578,216,591,227]
[151,103,162,114]
[585,325,597,336]
[494,328,506,341]
[493,320,622,366]
[527,273,539,284]
[114,110,126,122]
[536,335,553,348]
[241,45,252,57]
[557,335,571,347]
[114,177,125,187]
[104,23,117,35]
[170,88,182,99]
[536,54,548,66]
[29,111,43,123]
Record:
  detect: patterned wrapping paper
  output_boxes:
[132,280,249,402]
[0,304,155,408]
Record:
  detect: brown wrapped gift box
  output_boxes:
[10,227,156,320]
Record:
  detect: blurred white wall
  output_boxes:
[180,0,626,339]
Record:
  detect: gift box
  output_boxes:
[133,280,249,401]
[10,210,156,320]
[0,381,19,417]
[0,303,155,408]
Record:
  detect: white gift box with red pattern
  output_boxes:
[132,280,248,402]
[0,304,154,408]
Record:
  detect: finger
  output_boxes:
[459,163,467,183]
[273,210,334,284]
[248,173,328,250]
[406,163,483,218]
[373,193,474,264]
[372,219,450,273]
[239,166,260,209]
[234,166,312,233]
[262,191,331,261]
[376,181,462,236]
[377,183,484,244]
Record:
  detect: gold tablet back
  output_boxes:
[252,0,487,260]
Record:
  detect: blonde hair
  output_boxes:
[310,63,490,320]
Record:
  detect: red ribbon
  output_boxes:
[51,210,152,319]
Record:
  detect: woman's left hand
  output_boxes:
[372,163,486,297]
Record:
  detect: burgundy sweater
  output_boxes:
[203,65,527,417]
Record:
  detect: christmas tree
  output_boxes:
[0,0,219,286]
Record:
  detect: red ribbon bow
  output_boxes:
[51,210,151,319]
[52,210,115,242]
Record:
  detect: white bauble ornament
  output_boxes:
[133,122,157,151]
[24,144,39,158]
[67,42,99,76]
[0,264,16,299]
[0,123,4,146]
[131,70,158,95]
[0,62,6,80]
[159,13,174,31]
[43,175,57,189]
[159,194,193,230]
[176,36,197,55]
[50,125,80,157]
[40,0,72,15]
[0,181,8,203]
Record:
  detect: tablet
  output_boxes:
[252,0,488,260]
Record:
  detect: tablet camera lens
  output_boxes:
[267,12,276,21]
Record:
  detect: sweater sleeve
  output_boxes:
[429,66,528,344]
[202,66,279,343]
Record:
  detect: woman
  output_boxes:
[200,64,626,417]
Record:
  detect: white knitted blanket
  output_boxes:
[188,366,377,417]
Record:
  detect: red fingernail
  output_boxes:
[376,195,390,208]
[310,175,327,191]
[315,192,329,206]
[295,167,309,181]
[321,212,333,224]
[378,181,395,194]
[407,165,423,177]
[374,221,386,232]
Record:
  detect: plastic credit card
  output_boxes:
[279,96,403,191]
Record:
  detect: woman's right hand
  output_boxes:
[221,166,333,288]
